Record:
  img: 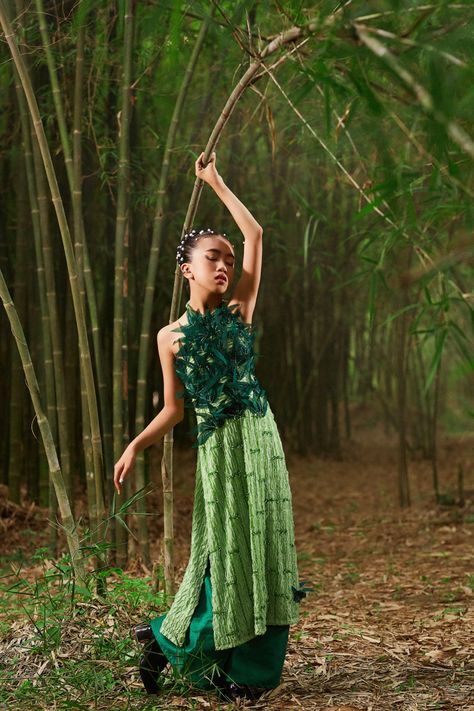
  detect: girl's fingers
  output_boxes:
[195,151,216,169]
[115,470,125,495]
[114,462,125,494]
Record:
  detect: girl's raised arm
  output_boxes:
[195,152,263,322]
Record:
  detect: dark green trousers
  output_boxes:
[150,557,289,691]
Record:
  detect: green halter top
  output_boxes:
[171,300,268,446]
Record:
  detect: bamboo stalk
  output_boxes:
[30,128,73,504]
[0,1,106,548]
[133,9,213,570]
[113,0,134,568]
[8,151,27,505]
[71,8,114,523]
[431,349,441,502]
[14,63,60,553]
[67,7,103,554]
[87,7,115,518]
[0,267,86,586]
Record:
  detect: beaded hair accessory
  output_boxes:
[176,227,227,266]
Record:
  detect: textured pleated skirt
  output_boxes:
[148,403,304,689]
[150,556,289,690]
[157,404,301,652]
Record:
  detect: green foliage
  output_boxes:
[0,545,169,709]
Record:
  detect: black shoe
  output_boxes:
[139,637,168,695]
[214,676,234,702]
[224,682,266,702]
[133,623,154,643]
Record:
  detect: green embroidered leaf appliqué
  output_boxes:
[171,300,268,447]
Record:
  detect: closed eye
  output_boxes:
[206,256,234,267]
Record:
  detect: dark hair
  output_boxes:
[176,227,229,267]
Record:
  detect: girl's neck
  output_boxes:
[187,292,225,315]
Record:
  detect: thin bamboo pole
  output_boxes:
[113,0,134,568]
[68,9,102,551]
[0,268,86,586]
[133,9,213,569]
[30,128,73,503]
[14,62,60,551]
[8,152,27,505]
[71,8,114,522]
[86,7,115,515]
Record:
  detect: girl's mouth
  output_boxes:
[215,275,227,283]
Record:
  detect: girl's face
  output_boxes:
[183,235,235,292]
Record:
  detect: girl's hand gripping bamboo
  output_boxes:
[195,150,219,185]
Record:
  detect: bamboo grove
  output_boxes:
[0,1,472,588]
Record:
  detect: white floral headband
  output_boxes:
[176,228,227,265]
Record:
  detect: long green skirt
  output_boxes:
[150,557,289,691]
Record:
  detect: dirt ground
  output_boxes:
[1,419,473,710]
[138,420,474,710]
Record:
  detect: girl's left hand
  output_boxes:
[195,151,219,185]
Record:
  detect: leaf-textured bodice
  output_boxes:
[171,300,268,446]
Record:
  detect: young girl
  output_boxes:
[113,151,307,702]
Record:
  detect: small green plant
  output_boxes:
[343,562,360,585]
[442,606,465,616]
[313,556,326,566]
[396,674,417,691]
[321,524,336,535]
[343,570,360,584]
[440,587,464,602]
[392,584,403,599]
[433,606,466,620]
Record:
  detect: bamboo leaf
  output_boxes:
[347,64,384,116]
[71,0,95,31]
[324,83,331,134]
[353,195,387,221]
[449,321,474,366]
[423,327,448,394]
[380,303,419,327]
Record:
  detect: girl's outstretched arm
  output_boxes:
[196,151,263,321]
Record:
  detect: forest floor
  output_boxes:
[0,418,473,711]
